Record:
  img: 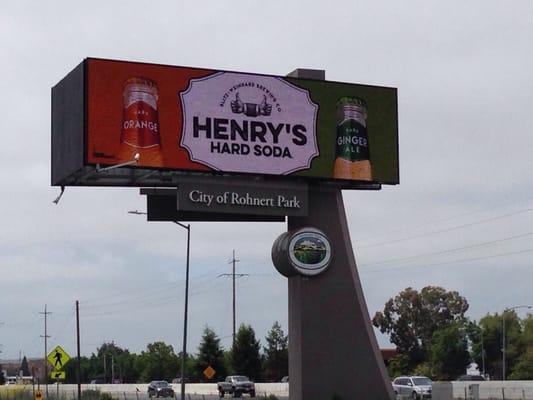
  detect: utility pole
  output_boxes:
[232,249,238,347]
[480,328,485,377]
[218,250,248,348]
[39,305,52,398]
[76,301,81,400]
[0,322,4,355]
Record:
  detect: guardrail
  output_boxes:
[432,381,533,400]
[0,383,289,399]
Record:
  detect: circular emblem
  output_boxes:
[288,228,332,276]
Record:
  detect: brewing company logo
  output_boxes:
[179,72,319,175]
[288,228,332,276]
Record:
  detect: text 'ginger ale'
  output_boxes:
[118,77,163,167]
[333,97,372,181]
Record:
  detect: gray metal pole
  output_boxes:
[45,305,48,399]
[180,224,191,400]
[232,249,236,348]
[502,311,506,381]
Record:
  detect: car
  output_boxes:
[392,376,432,399]
[147,381,175,398]
[217,375,256,398]
[280,376,289,383]
[90,379,105,384]
[456,374,485,381]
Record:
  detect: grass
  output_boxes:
[0,388,112,400]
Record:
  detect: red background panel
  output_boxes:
[87,58,212,171]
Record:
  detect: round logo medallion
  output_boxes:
[288,228,332,276]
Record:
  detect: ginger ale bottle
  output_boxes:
[333,97,372,181]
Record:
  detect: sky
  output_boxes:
[1,1,533,362]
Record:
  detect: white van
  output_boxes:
[5,376,18,385]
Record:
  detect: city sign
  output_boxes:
[52,58,398,189]
[177,176,307,216]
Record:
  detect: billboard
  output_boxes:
[52,58,398,187]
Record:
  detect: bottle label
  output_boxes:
[121,101,160,148]
[336,119,370,161]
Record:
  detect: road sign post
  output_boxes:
[47,344,70,400]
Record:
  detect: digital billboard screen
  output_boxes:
[52,58,398,187]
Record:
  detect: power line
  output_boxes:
[362,232,533,268]
[81,271,218,310]
[358,206,533,249]
[361,246,533,274]
[354,207,493,243]
[51,308,76,345]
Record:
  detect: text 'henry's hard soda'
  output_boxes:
[117,77,163,167]
[333,97,372,181]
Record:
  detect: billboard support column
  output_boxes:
[286,69,394,400]
[287,187,394,400]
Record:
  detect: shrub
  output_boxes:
[81,390,100,400]
[100,393,114,400]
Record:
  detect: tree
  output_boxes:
[231,324,262,380]
[430,323,470,380]
[470,312,522,380]
[137,342,179,382]
[0,363,5,385]
[262,322,288,382]
[509,314,533,379]
[372,286,469,369]
[20,356,30,376]
[194,326,227,382]
[509,348,533,380]
[386,354,410,379]
[63,356,92,384]
[82,342,138,383]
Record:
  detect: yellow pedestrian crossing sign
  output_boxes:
[51,370,66,380]
[47,345,71,370]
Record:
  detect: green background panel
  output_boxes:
[285,78,399,184]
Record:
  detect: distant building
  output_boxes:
[0,358,46,382]
[380,348,398,367]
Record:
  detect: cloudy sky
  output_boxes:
[1,1,533,362]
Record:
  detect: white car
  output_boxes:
[392,376,432,399]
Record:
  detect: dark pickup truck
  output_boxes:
[217,375,256,398]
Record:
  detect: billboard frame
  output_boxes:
[52,58,398,190]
